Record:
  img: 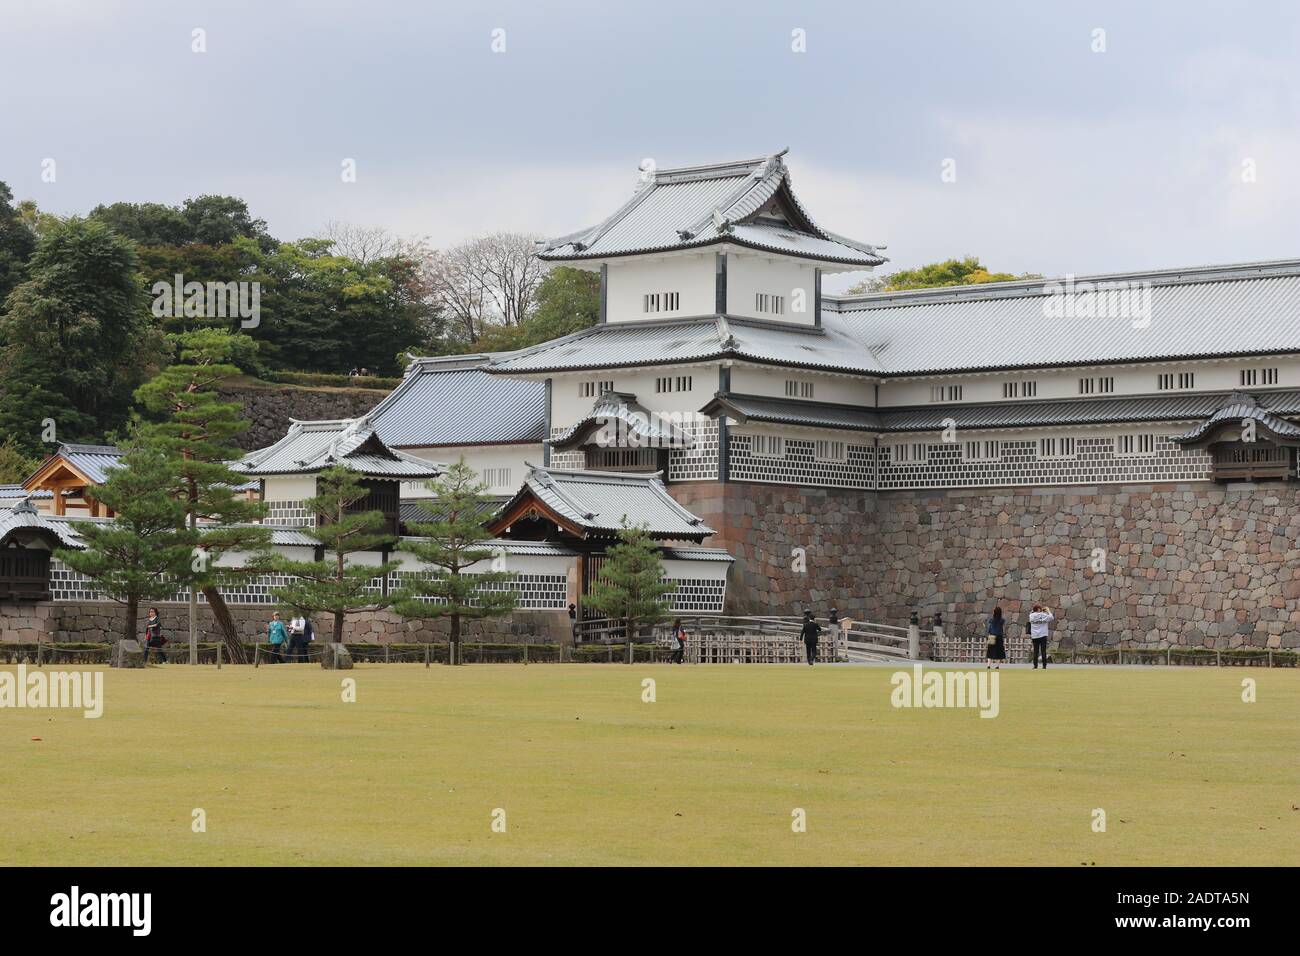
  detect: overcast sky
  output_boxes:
[3,0,1298,291]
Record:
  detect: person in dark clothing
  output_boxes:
[669,618,687,664]
[143,608,166,663]
[287,613,314,662]
[985,606,1006,669]
[799,610,821,666]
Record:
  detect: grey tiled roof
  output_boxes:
[0,486,52,500]
[701,393,882,432]
[495,465,713,541]
[1172,392,1300,444]
[878,390,1300,434]
[52,444,123,484]
[696,389,1300,435]
[399,497,505,528]
[538,151,884,267]
[236,418,442,479]
[489,316,886,376]
[659,546,734,563]
[369,356,546,447]
[550,391,693,450]
[0,501,83,548]
[829,261,1300,375]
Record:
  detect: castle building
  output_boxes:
[470,150,1300,645]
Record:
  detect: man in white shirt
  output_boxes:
[287,615,306,663]
[1028,605,1054,669]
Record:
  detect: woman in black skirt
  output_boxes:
[985,606,1006,669]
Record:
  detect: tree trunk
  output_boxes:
[333,612,344,644]
[125,598,139,645]
[202,586,248,664]
[450,613,461,665]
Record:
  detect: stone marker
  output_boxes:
[112,639,145,668]
[320,643,353,670]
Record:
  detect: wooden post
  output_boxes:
[1166,647,1171,666]
[254,644,260,668]
[523,642,528,666]
[1216,649,1221,666]
[36,639,42,668]
[425,643,430,668]
[1268,650,1273,668]
[217,643,223,670]
[385,644,390,664]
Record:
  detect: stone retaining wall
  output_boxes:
[670,480,1300,650]
[219,383,391,451]
[0,601,571,645]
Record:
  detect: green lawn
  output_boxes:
[1,663,1295,866]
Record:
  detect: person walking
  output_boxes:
[1028,604,1054,669]
[669,618,687,664]
[985,606,1006,669]
[287,613,311,662]
[143,607,167,664]
[267,611,289,663]
[799,609,821,666]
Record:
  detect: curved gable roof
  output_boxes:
[538,151,884,268]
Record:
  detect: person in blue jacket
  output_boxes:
[267,611,289,663]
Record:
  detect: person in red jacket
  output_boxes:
[143,608,166,664]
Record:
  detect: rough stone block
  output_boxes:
[320,642,354,669]
[112,639,145,668]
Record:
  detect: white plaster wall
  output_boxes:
[262,475,317,500]
[606,254,716,322]
[729,364,874,406]
[399,444,539,497]
[878,356,1300,407]
[550,364,721,429]
[726,253,816,325]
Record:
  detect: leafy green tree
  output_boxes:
[55,438,195,644]
[135,328,270,662]
[391,459,517,663]
[251,239,427,374]
[180,195,275,251]
[88,201,193,247]
[586,522,675,652]
[846,256,1041,294]
[265,465,399,643]
[0,217,159,454]
[0,435,38,484]
[454,266,599,355]
[0,180,37,306]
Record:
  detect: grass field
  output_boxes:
[1,663,1296,866]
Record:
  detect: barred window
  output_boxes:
[643,292,680,313]
[930,384,963,402]
[750,434,785,458]
[814,439,845,462]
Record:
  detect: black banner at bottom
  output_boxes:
[0,866,1274,942]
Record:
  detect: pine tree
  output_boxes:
[134,328,270,663]
[54,437,195,644]
[0,435,37,485]
[586,521,675,654]
[391,458,517,663]
[265,464,399,643]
